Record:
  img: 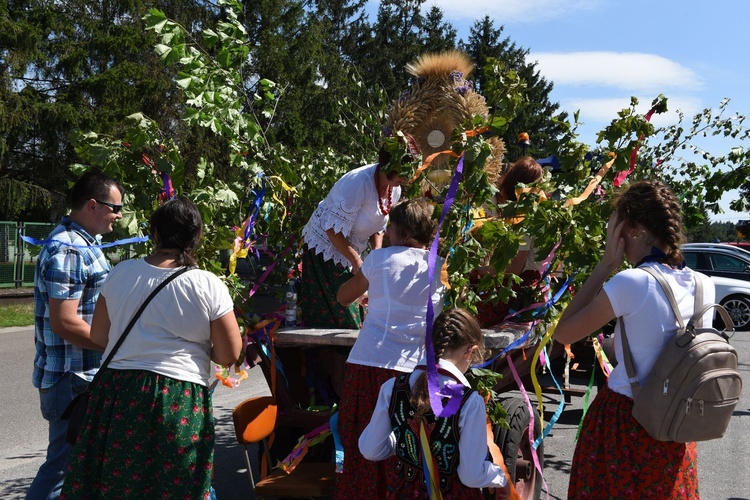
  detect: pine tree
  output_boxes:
[462,16,568,161]
[420,6,457,53]
[354,0,426,101]
[0,0,216,220]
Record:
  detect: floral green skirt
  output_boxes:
[61,369,214,500]
[300,245,363,329]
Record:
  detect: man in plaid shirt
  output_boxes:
[27,170,123,500]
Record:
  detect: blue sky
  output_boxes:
[374,0,750,222]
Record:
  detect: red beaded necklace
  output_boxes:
[375,165,393,215]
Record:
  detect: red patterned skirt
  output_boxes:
[569,384,699,499]
[335,363,401,499]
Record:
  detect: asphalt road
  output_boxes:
[1,325,749,499]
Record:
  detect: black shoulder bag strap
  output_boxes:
[90,265,192,386]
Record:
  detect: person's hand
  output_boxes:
[601,211,626,272]
[351,256,363,276]
[356,291,369,307]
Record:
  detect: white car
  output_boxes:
[710,275,750,331]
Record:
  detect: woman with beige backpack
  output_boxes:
[554,180,714,499]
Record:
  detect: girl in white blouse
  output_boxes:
[359,308,509,499]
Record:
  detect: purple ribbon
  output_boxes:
[426,155,465,417]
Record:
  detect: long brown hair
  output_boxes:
[410,308,484,415]
[496,156,543,203]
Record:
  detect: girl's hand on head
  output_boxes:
[602,211,625,271]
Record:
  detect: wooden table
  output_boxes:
[273,322,534,350]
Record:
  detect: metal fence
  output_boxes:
[0,221,137,288]
[0,222,56,288]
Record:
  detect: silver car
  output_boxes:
[710,275,750,331]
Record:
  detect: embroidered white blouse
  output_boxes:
[301,164,401,268]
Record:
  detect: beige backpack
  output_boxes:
[620,267,742,442]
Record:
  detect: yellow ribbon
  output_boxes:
[419,420,443,500]
[563,156,616,207]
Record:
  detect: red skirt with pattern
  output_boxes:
[335,363,401,500]
[568,384,699,499]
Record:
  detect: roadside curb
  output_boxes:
[0,326,33,334]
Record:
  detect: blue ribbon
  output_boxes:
[533,346,564,450]
[474,274,575,370]
[19,232,149,249]
[329,412,345,473]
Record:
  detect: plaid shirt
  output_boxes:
[33,217,110,389]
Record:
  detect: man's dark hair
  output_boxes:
[69,170,124,210]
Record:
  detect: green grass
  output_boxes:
[0,302,34,328]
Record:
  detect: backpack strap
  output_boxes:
[620,266,694,398]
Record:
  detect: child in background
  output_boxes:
[359,308,512,499]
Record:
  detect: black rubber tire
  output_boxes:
[494,397,544,500]
[720,294,750,331]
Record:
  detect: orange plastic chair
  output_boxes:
[232,396,336,498]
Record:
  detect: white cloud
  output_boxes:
[424,0,602,24]
[561,95,704,126]
[528,52,703,93]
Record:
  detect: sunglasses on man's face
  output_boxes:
[95,199,123,214]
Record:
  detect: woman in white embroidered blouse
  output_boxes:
[299,143,413,331]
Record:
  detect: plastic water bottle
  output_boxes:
[284,280,297,327]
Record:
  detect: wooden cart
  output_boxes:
[245,322,550,499]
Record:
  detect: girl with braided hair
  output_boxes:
[555,180,713,498]
[359,308,510,499]
[334,197,445,498]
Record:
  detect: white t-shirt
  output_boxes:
[346,246,445,372]
[100,259,235,386]
[301,164,402,267]
[359,358,507,489]
[604,262,715,398]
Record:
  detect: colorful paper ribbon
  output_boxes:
[419,419,443,500]
[19,232,149,249]
[425,155,466,418]
[613,106,657,187]
[279,421,332,473]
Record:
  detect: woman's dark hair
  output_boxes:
[149,196,202,266]
[410,308,485,415]
[496,156,543,203]
[389,197,436,247]
[69,170,124,210]
[614,180,685,267]
[377,132,420,178]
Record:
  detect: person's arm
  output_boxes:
[359,379,397,461]
[456,394,507,488]
[337,271,370,306]
[370,231,384,250]
[325,228,363,274]
[554,214,624,345]
[89,296,111,349]
[49,298,105,351]
[505,250,528,276]
[210,311,242,366]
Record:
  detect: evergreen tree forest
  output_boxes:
[1,0,564,221]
